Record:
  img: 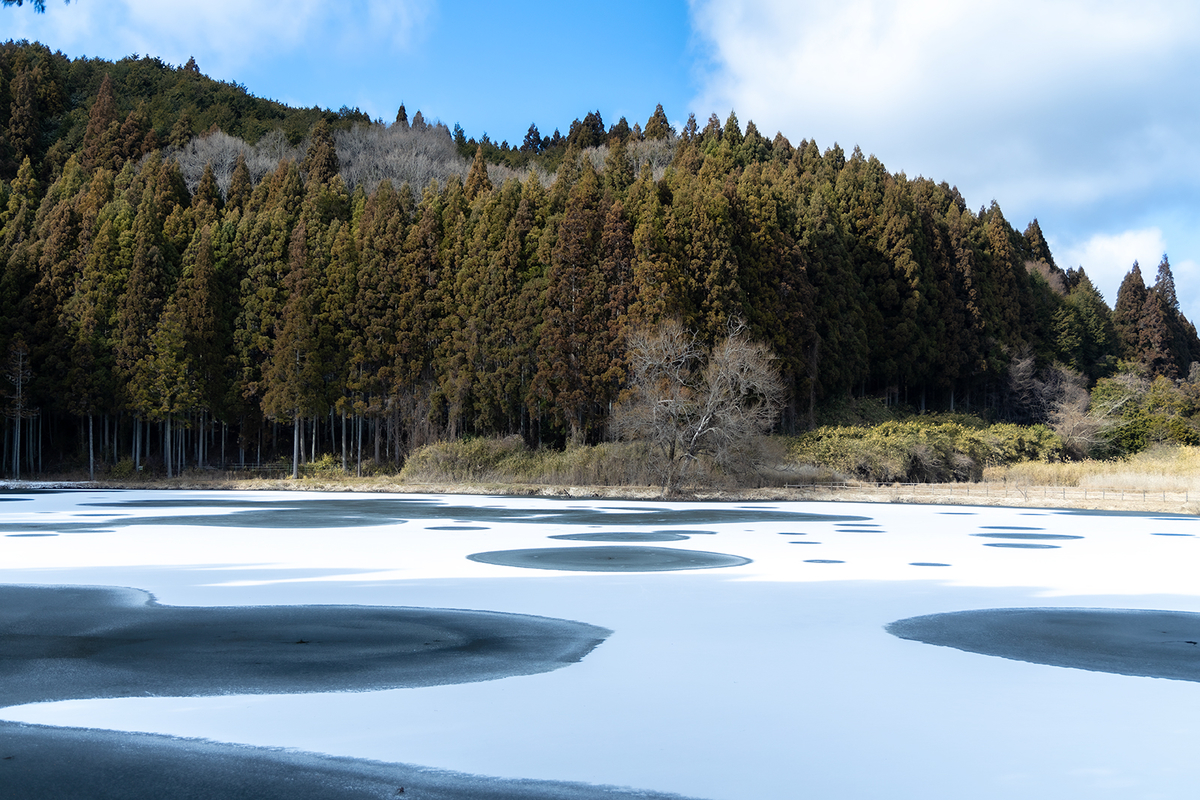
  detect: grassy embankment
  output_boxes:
[25,418,1199,514]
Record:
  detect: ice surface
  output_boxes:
[0,489,1197,799]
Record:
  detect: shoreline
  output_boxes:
[3,476,1195,516]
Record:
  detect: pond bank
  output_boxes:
[3,476,1196,516]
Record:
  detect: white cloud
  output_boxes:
[1056,228,1165,303]
[689,0,1200,323]
[689,1,1200,198]
[6,1,434,82]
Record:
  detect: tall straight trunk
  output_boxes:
[341,410,347,472]
[13,411,20,481]
[165,417,173,479]
[356,413,363,477]
[292,416,301,479]
[311,415,317,464]
[88,414,94,482]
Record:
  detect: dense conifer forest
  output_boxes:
[2,41,1199,478]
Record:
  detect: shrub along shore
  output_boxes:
[10,434,1197,516]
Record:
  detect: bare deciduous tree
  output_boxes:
[612,320,786,495]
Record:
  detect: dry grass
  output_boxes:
[10,442,1198,516]
[984,445,1200,492]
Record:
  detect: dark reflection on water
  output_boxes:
[467,546,751,572]
[549,532,690,542]
[44,496,870,533]
[983,542,1060,549]
[888,607,1200,682]
[972,532,1082,540]
[980,526,1045,530]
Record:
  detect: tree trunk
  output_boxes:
[165,417,173,479]
[292,416,301,479]
[88,413,94,482]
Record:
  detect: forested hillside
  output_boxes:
[2,41,1198,477]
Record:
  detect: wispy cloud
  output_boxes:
[689,0,1200,320]
[689,0,1200,205]
[1057,228,1165,299]
[7,0,434,84]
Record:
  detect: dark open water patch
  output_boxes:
[983,542,1060,549]
[0,585,610,708]
[888,607,1200,682]
[549,532,689,542]
[1054,508,1198,520]
[0,721,700,800]
[789,541,821,545]
[5,533,57,538]
[68,497,872,531]
[980,526,1045,530]
[1153,532,1194,537]
[466,546,750,572]
[972,533,1082,541]
[909,562,951,567]
[425,526,488,531]
[804,559,844,564]
[0,584,699,799]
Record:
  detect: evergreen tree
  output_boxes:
[521,123,543,154]
[81,73,120,172]
[1154,253,1179,312]
[532,162,608,441]
[644,104,673,140]
[464,145,493,201]
[301,119,339,187]
[1053,270,1116,381]
[225,152,252,213]
[1112,262,1148,360]
[261,218,327,477]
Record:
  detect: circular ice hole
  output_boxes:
[980,526,1045,530]
[983,542,1060,549]
[466,546,751,572]
[972,533,1081,540]
[549,532,689,542]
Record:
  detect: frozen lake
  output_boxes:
[1,489,1198,798]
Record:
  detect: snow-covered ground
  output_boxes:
[1,489,1197,799]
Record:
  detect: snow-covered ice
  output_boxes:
[1,489,1198,799]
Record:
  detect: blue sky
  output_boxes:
[8,0,1200,325]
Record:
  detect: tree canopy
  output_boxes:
[1,40,1197,477]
